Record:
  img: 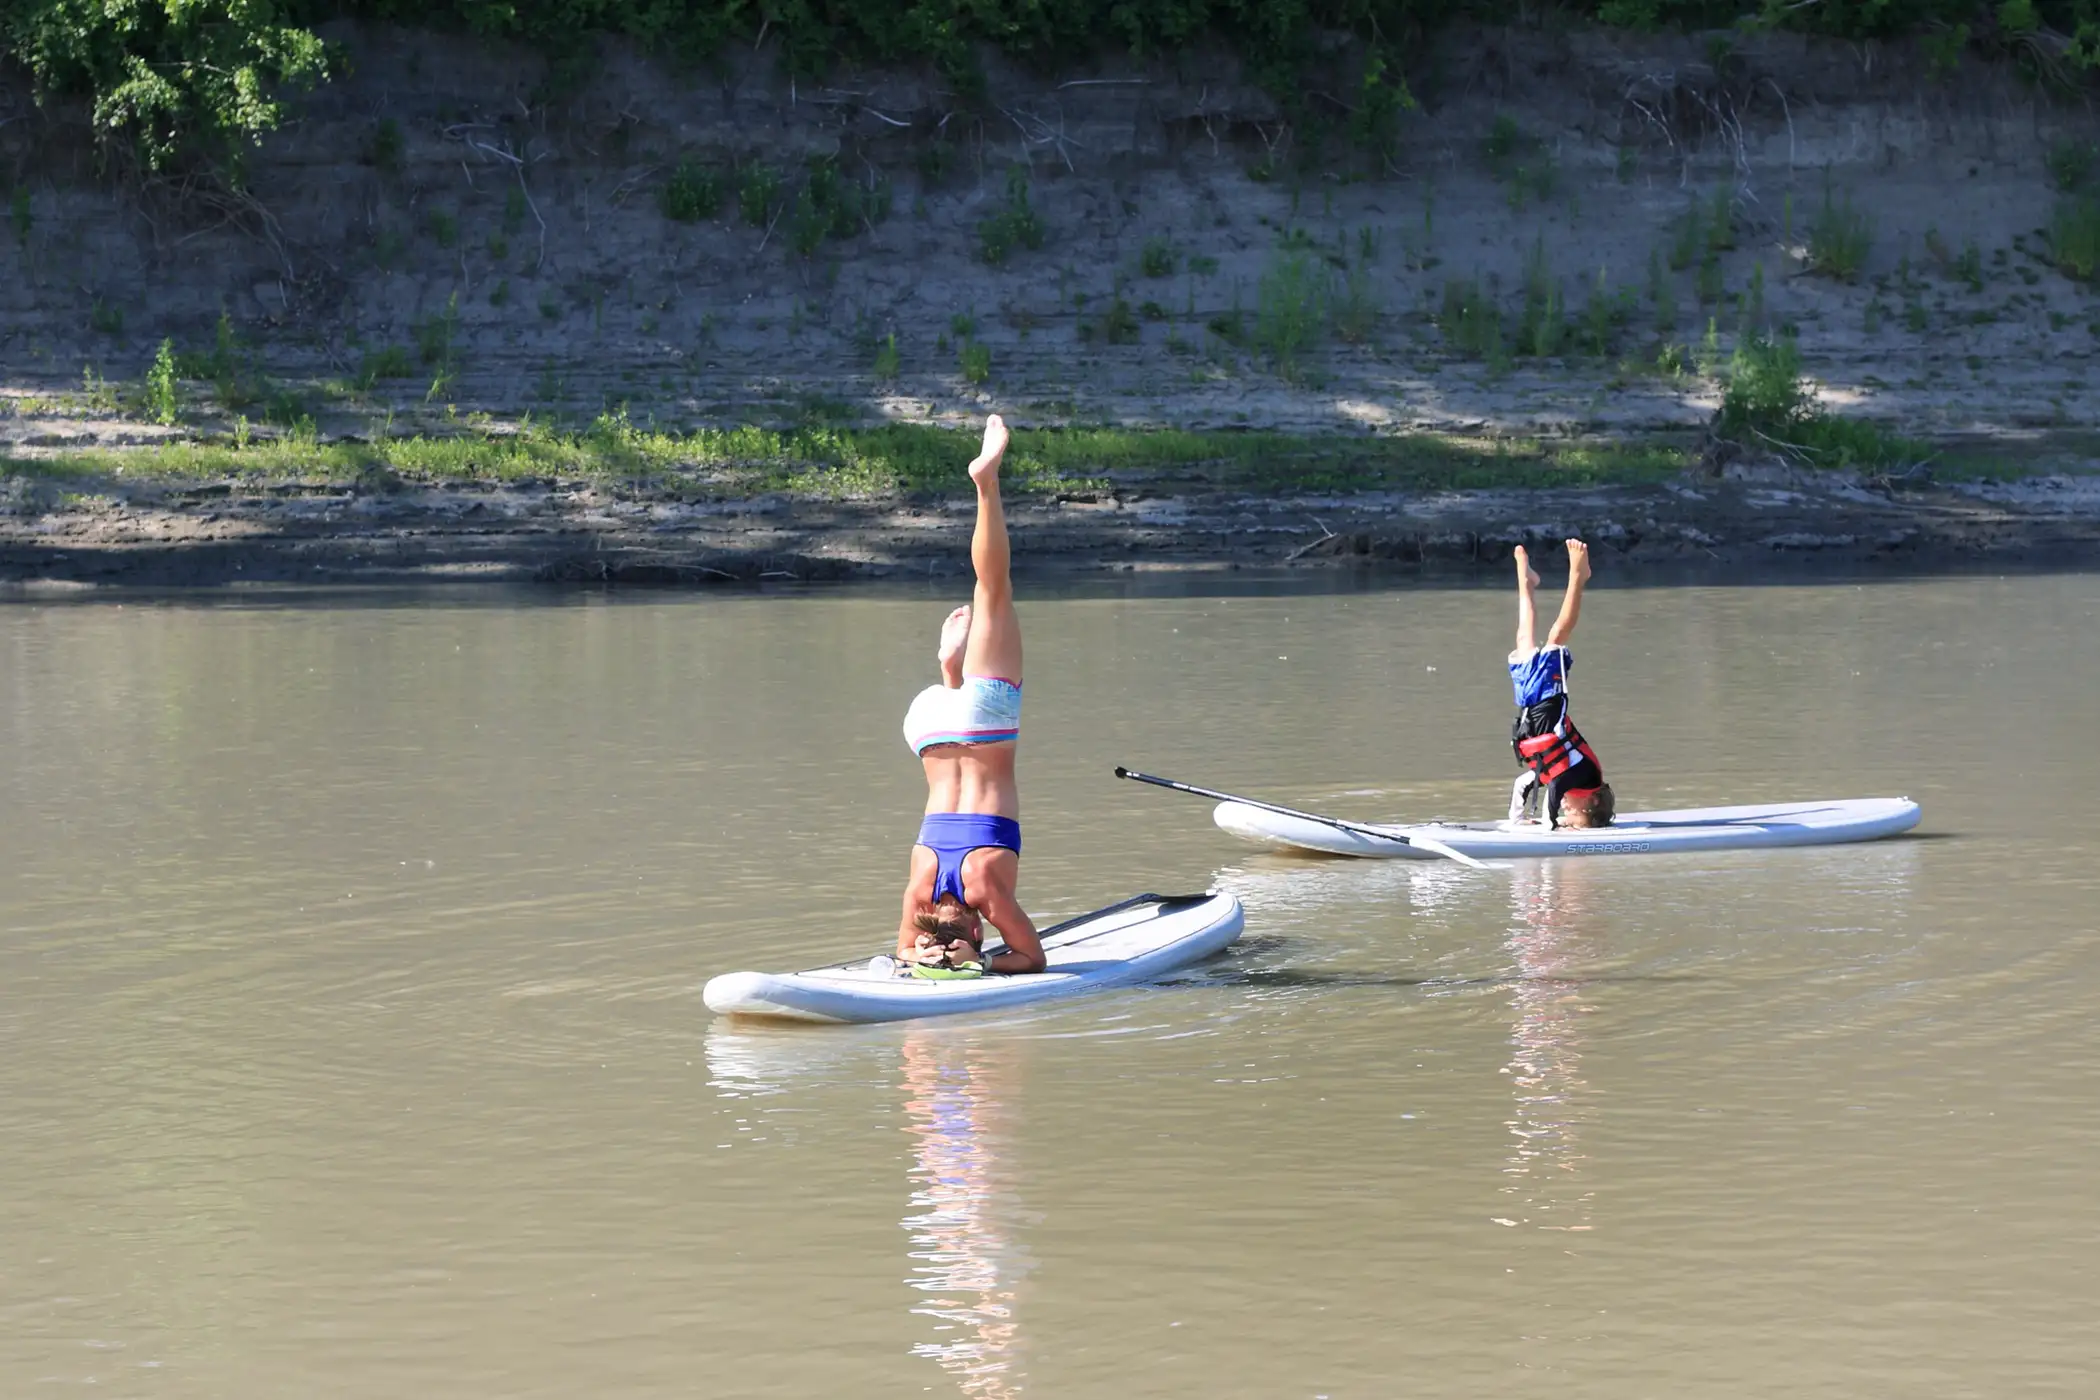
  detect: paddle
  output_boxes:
[1113,767,1494,870]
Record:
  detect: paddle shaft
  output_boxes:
[1113,767,1490,869]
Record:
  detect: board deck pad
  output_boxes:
[1214,797,1921,859]
[702,890,1244,1024]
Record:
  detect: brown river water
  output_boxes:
[3,573,2097,1398]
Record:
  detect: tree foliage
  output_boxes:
[3,0,2099,173]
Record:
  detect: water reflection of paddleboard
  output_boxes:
[703,891,1244,1025]
[1215,797,1920,860]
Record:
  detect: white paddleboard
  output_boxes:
[1215,797,1921,859]
[702,890,1244,1024]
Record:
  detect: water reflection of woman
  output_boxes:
[900,1029,1030,1398]
[1500,861,1598,1234]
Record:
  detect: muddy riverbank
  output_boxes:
[7,454,2099,588]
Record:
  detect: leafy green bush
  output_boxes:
[4,0,328,170]
[958,341,991,384]
[10,0,2100,177]
[1717,334,1811,438]
[1717,333,1924,469]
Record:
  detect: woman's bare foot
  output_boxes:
[1565,538,1591,583]
[968,414,1009,486]
[937,604,972,685]
[1515,544,1540,591]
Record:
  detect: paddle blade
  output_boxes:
[1409,834,1495,870]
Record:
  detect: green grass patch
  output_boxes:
[7,422,1702,500]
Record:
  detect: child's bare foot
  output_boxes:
[1515,544,1540,591]
[1565,538,1591,583]
[937,604,971,685]
[968,414,1009,487]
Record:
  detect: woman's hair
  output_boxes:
[1561,784,1616,828]
[913,897,980,940]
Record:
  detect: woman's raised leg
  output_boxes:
[961,415,1021,684]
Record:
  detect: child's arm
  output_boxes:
[1544,539,1591,647]
[1513,545,1540,654]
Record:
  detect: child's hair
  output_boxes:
[1561,784,1616,828]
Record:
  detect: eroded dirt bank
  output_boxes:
[6,23,2100,587]
[8,463,2100,589]
[4,23,2100,441]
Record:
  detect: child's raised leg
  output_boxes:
[1545,539,1591,646]
[1513,545,1541,654]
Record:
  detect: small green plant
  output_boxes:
[1207,308,1246,346]
[958,341,991,384]
[873,333,901,380]
[1669,201,1704,271]
[2048,196,2100,282]
[368,118,404,174]
[1101,296,1141,344]
[486,232,509,261]
[1953,239,1984,292]
[1332,264,1379,344]
[372,226,407,270]
[2047,140,2097,194]
[1648,249,1677,329]
[1705,187,1737,252]
[89,298,124,336]
[1807,187,1873,281]
[660,160,721,222]
[9,188,30,245]
[1696,250,1725,305]
[503,187,527,235]
[1516,241,1565,358]
[1438,277,1502,360]
[1140,238,1176,277]
[1188,254,1220,277]
[1580,269,1626,356]
[81,364,121,413]
[145,339,180,424]
[978,166,1046,265]
[1484,114,1524,164]
[356,345,415,388]
[1256,250,1327,377]
[415,292,460,370]
[951,312,978,340]
[427,209,457,248]
[788,186,828,256]
[489,278,510,307]
[739,163,781,227]
[1139,299,1168,321]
